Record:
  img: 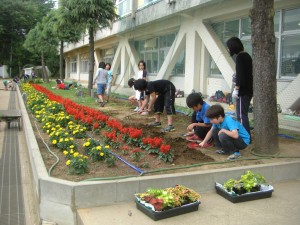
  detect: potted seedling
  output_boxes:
[135,185,201,220]
[215,170,274,203]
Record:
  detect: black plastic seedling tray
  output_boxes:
[215,183,274,203]
[135,199,200,221]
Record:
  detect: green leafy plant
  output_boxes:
[66,153,89,174]
[223,171,266,194]
[105,155,116,167]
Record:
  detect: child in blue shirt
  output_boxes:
[199,104,250,160]
[185,93,212,145]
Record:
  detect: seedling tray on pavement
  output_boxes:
[215,182,274,203]
[135,198,200,221]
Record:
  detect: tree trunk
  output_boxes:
[41,50,49,83]
[60,40,64,80]
[250,0,279,155]
[88,27,95,96]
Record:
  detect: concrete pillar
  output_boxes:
[184,29,201,94]
[199,44,209,95]
[65,58,70,79]
[76,54,80,80]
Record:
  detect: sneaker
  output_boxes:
[187,142,200,149]
[227,152,241,160]
[183,132,194,137]
[141,111,149,116]
[148,122,162,127]
[215,149,226,154]
[100,102,105,107]
[161,125,175,133]
[186,134,202,142]
[133,107,139,112]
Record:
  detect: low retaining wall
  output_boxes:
[17,88,300,225]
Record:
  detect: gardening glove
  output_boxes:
[232,89,239,99]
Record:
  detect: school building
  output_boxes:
[63,0,300,111]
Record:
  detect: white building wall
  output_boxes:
[63,0,300,108]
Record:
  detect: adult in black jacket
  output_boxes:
[227,37,253,136]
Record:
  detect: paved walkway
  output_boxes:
[0,86,26,225]
[78,179,300,225]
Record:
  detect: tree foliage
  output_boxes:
[61,0,118,94]
[0,0,54,75]
[250,0,279,155]
[24,13,60,82]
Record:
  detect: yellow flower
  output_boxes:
[86,142,90,147]
[63,151,68,155]
[70,145,74,149]
[66,160,71,166]
[96,146,102,150]
[100,152,104,157]
[73,152,79,157]
[105,145,110,149]
[70,137,74,140]
[46,130,49,134]
[70,150,74,154]
[84,156,89,159]
[65,138,69,142]
[59,138,63,143]
[52,140,57,144]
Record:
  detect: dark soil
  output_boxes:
[30,96,300,182]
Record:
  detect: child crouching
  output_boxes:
[199,104,250,160]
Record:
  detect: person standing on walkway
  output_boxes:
[93,62,108,107]
[226,37,253,136]
[105,63,113,103]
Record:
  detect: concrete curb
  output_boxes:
[17,87,300,225]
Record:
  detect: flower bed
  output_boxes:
[215,171,274,203]
[22,83,176,175]
[135,185,201,220]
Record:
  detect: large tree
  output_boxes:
[0,0,54,75]
[250,0,279,155]
[62,0,117,95]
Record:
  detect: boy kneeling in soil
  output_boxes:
[133,79,176,132]
[185,92,213,146]
[199,104,250,160]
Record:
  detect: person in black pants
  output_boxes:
[227,37,253,136]
[134,79,176,132]
[185,93,212,146]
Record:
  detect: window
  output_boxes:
[283,8,300,31]
[80,54,89,73]
[171,50,185,76]
[116,0,132,17]
[281,35,300,76]
[133,32,182,74]
[211,6,300,78]
[80,60,89,73]
[102,48,116,65]
[71,57,77,73]
[210,18,242,76]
